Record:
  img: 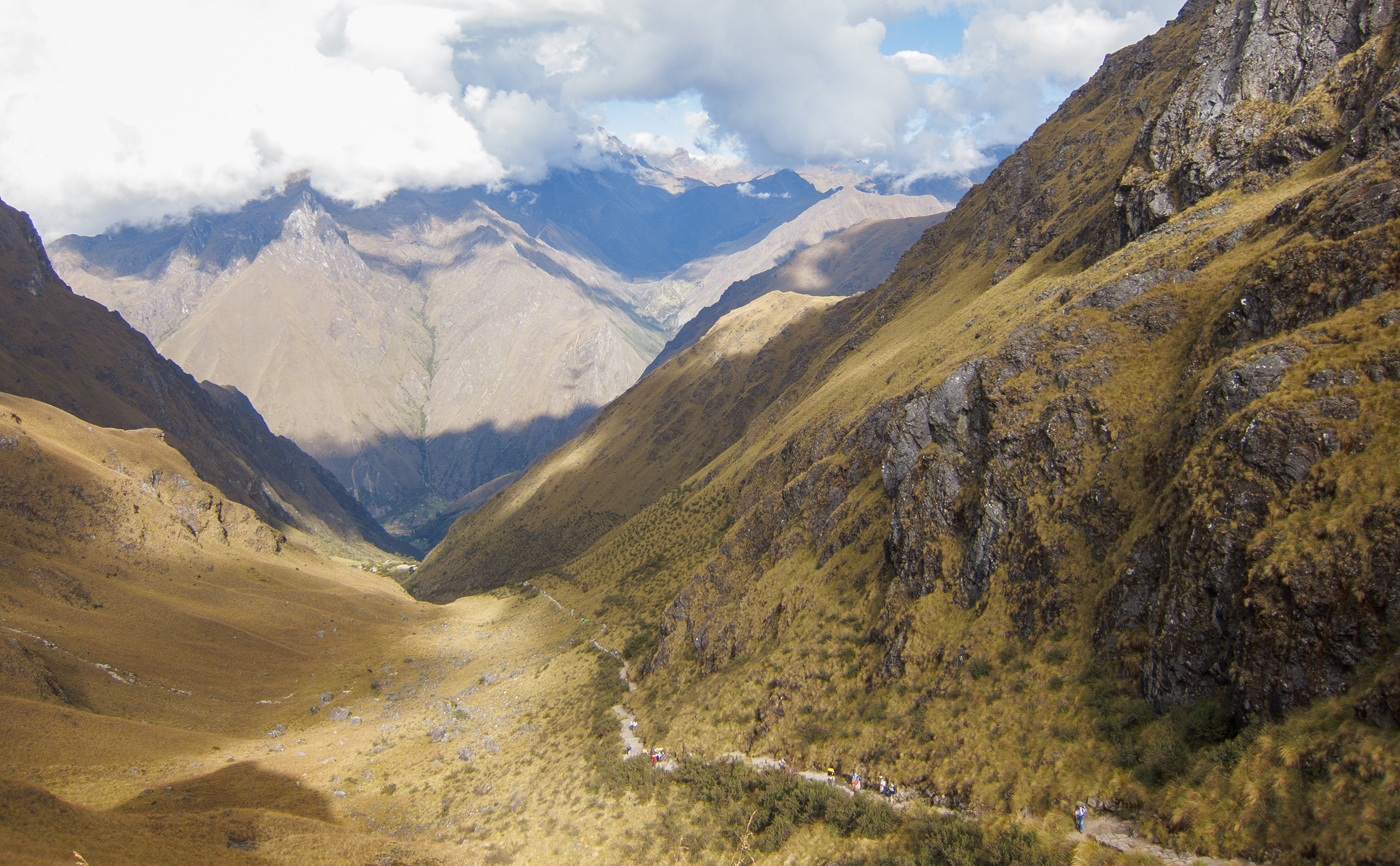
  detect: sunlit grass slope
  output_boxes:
[4,390,996,866]
[413,3,1400,862]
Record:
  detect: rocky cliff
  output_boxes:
[0,197,410,557]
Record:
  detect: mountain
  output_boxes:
[51,169,944,543]
[656,186,951,329]
[0,198,409,557]
[410,0,1400,861]
[645,210,947,375]
[482,167,833,278]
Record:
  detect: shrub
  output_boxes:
[622,630,656,660]
[857,814,1068,866]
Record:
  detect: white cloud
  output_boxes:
[894,50,950,75]
[463,87,575,183]
[341,4,463,93]
[929,0,1180,144]
[0,0,1186,238]
[0,0,502,237]
[974,1,1161,81]
[684,109,716,139]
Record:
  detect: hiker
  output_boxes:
[851,772,862,791]
[1074,803,1087,832]
[826,766,836,785]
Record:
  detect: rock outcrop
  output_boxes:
[1117,0,1400,239]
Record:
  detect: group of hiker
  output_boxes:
[824,766,898,797]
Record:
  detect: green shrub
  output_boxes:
[622,629,656,660]
[857,814,1068,866]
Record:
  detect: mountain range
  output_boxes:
[51,161,946,544]
[0,201,408,558]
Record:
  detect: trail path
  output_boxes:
[526,584,1248,864]
[612,706,646,758]
[1071,815,1258,866]
[529,587,883,785]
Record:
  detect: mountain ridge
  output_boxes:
[0,198,410,557]
[645,210,948,376]
[52,172,944,537]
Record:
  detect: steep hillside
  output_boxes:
[647,211,947,375]
[658,187,951,328]
[0,200,407,557]
[52,172,941,539]
[407,291,843,602]
[414,0,1400,861]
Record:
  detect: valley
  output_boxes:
[4,0,1400,863]
[51,166,946,543]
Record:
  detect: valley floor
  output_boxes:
[3,579,955,866]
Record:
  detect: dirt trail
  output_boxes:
[611,706,645,758]
[1072,815,1258,866]
[527,587,1237,864]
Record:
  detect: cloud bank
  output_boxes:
[0,0,1185,237]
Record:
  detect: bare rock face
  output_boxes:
[1069,269,1194,311]
[1355,668,1400,727]
[882,325,1116,631]
[1117,0,1399,240]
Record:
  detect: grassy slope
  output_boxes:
[414,4,1400,863]
[0,391,844,866]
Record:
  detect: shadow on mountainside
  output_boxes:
[0,200,412,560]
[314,405,604,551]
[407,289,851,602]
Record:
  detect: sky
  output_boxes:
[0,0,1186,239]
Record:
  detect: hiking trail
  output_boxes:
[1072,814,1259,866]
